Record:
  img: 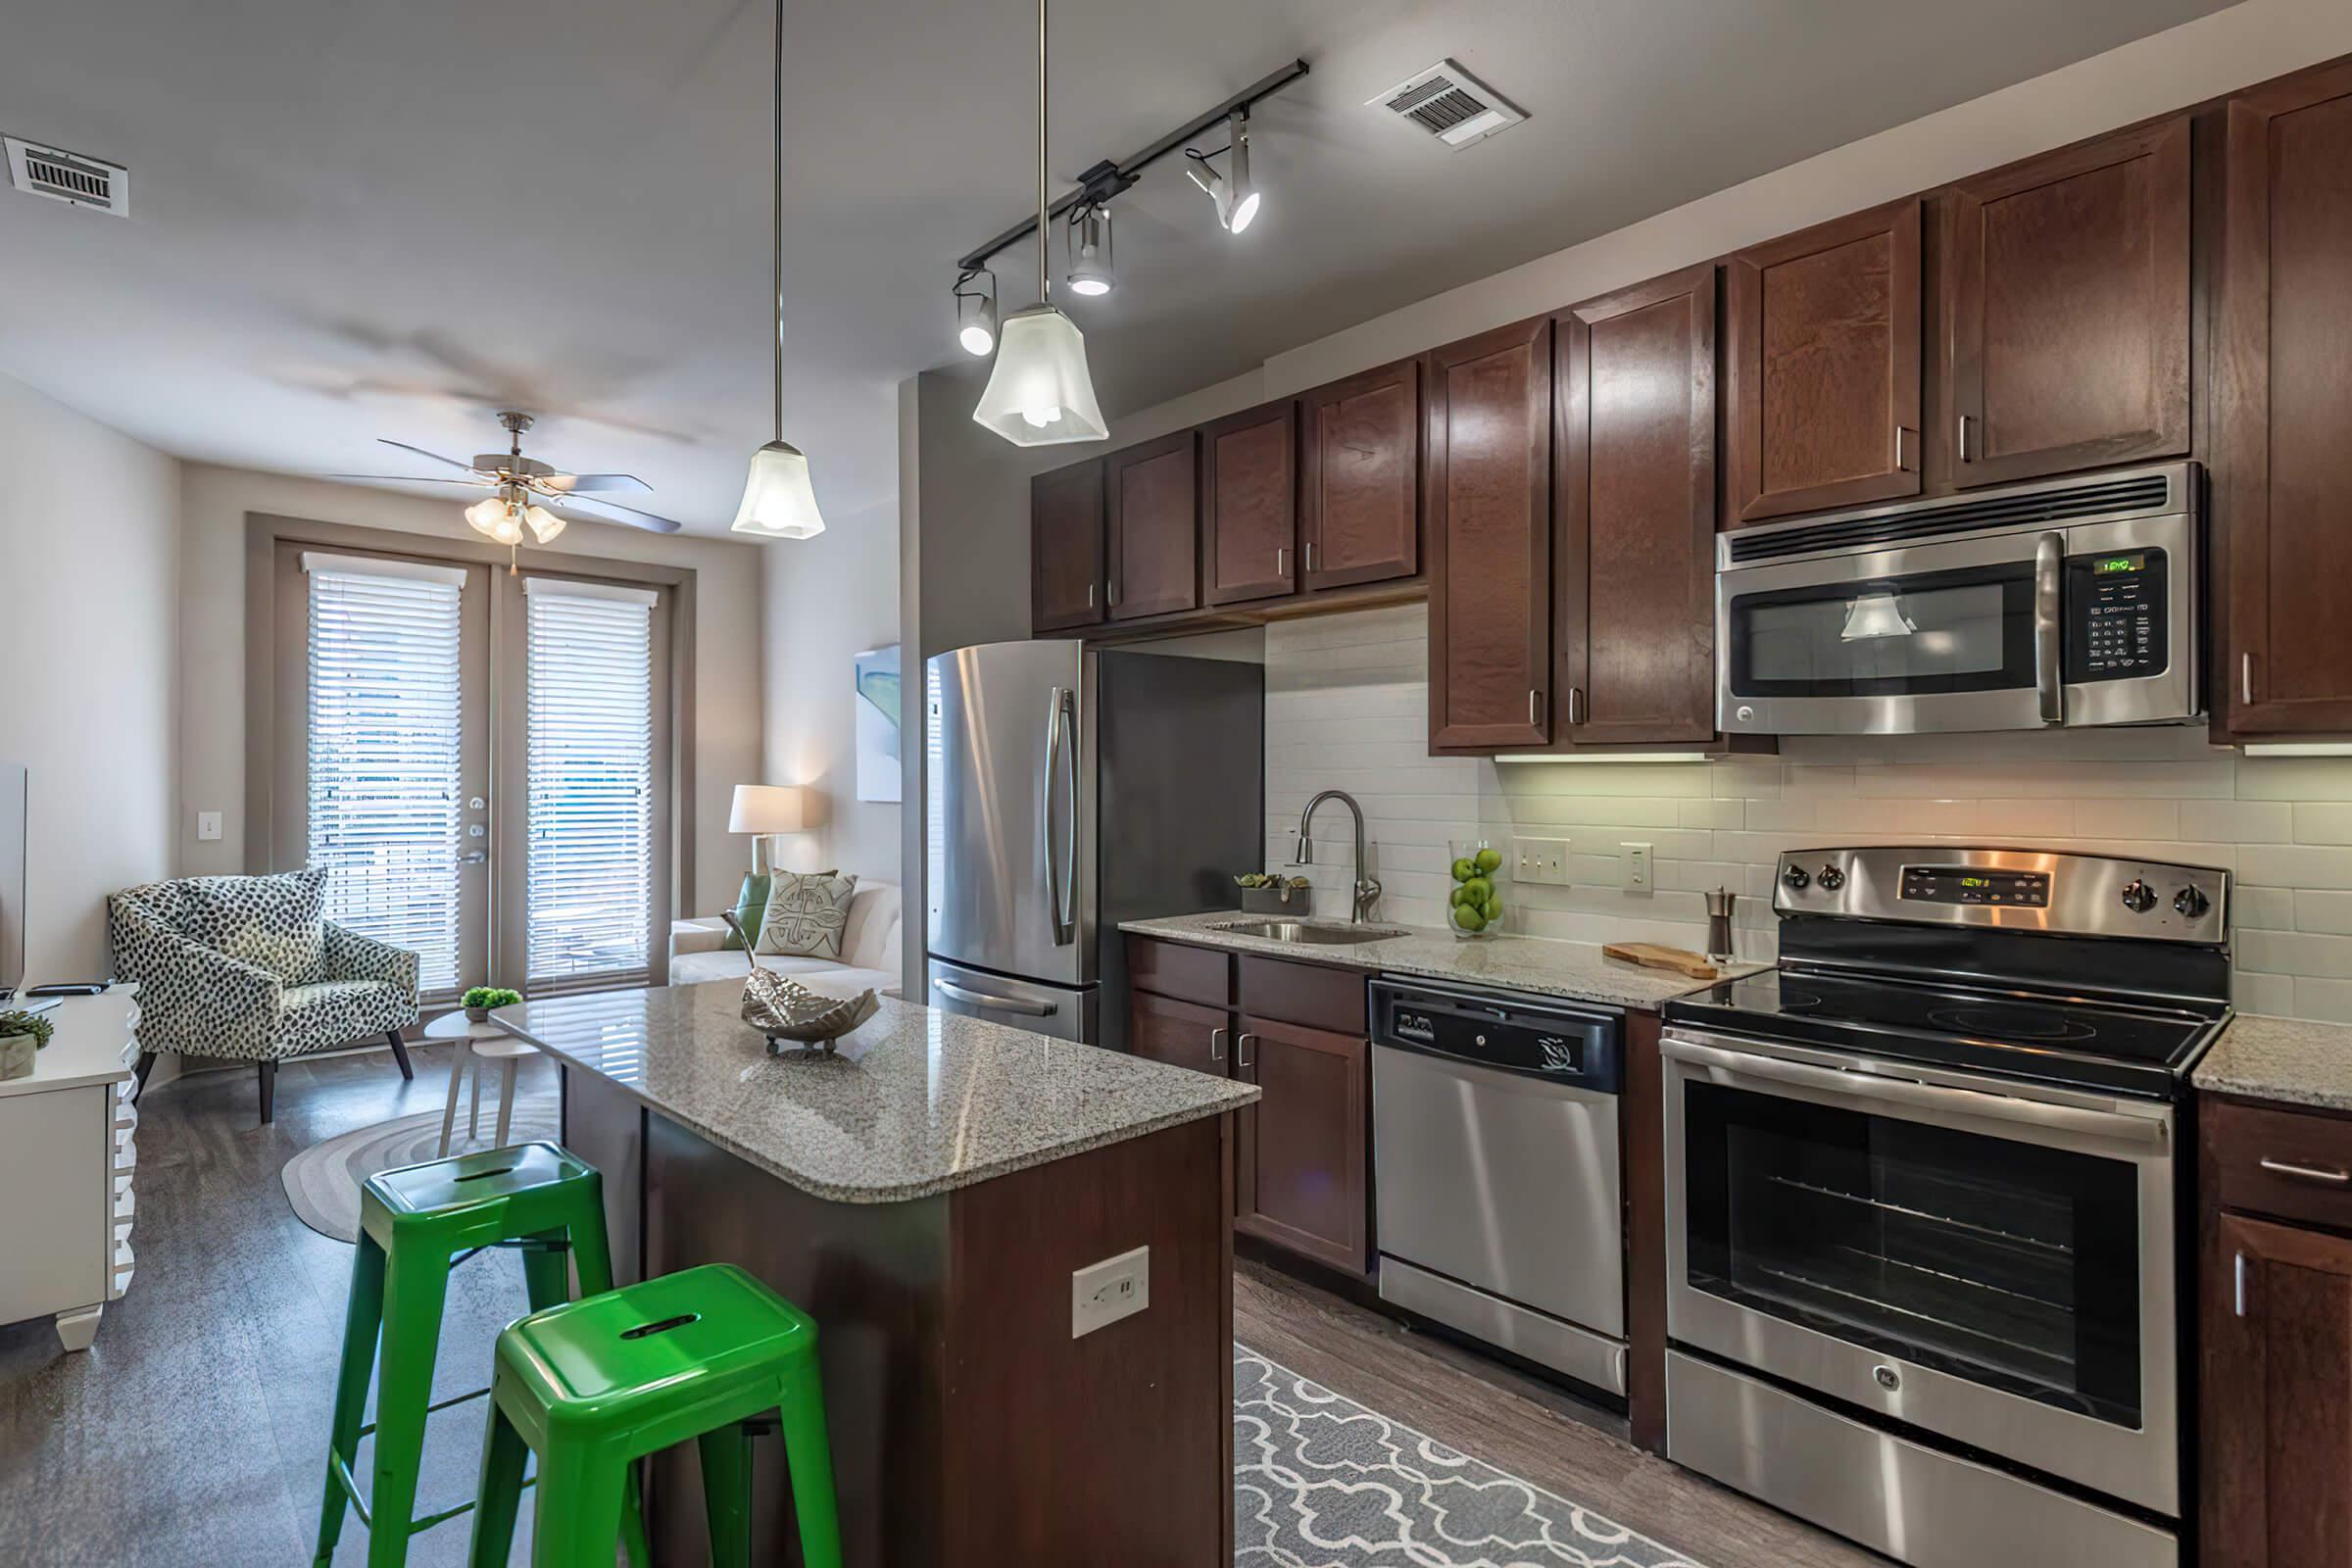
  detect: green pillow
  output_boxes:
[723,873,770,952]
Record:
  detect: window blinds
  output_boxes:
[525,579,657,991]
[304,560,466,995]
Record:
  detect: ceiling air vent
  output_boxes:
[5,136,129,216]
[1369,60,1524,150]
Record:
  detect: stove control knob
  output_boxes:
[2119,878,2158,913]
[1817,865,1847,892]
[1783,864,1810,891]
[2174,885,2211,919]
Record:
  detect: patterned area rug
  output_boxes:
[280,1097,562,1243]
[1236,1347,1705,1568]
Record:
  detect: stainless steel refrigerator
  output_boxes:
[924,640,1262,1050]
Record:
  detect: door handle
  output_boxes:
[2234,1250,2248,1318]
[461,850,488,865]
[2242,651,2256,708]
[2033,531,2064,726]
[1893,425,1918,473]
[1043,687,1075,946]
[1957,414,1974,465]
[1276,547,1287,579]
[1236,1031,1257,1070]
[1209,1025,1228,1063]
[2258,1157,2350,1187]
[933,978,1056,1016]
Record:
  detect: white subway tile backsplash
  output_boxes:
[2180,799,2291,844]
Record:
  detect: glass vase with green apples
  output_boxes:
[1446,840,1508,939]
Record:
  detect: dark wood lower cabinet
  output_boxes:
[1128,988,1230,1074]
[1235,1012,1370,1274]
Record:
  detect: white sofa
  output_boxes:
[668,879,903,998]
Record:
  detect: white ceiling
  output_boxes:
[0,0,2231,534]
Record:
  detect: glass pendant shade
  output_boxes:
[972,306,1107,446]
[464,496,507,537]
[523,503,566,544]
[731,440,827,539]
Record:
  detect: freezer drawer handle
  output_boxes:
[933,978,1057,1017]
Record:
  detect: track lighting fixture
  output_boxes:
[1066,204,1114,296]
[1185,110,1260,234]
[954,270,998,356]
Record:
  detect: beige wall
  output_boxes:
[174,465,764,914]
[760,494,901,882]
[0,372,180,981]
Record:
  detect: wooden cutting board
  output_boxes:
[1602,942,1718,980]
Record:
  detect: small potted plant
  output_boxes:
[0,1007,54,1082]
[461,986,524,1024]
[1236,873,1314,915]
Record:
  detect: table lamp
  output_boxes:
[726,785,812,952]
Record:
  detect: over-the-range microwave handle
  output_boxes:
[2034,531,2065,726]
[1659,1032,2168,1150]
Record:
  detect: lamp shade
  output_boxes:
[971,306,1108,446]
[731,441,827,540]
[729,783,811,835]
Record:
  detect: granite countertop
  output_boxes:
[2192,1013,2352,1113]
[496,981,1258,1204]
[1119,911,1765,1010]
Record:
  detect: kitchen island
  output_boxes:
[496,980,1257,1567]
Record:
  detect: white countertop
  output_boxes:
[496,980,1258,1204]
[0,990,137,1098]
[1119,911,1763,1010]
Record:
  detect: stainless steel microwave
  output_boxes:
[1716,463,2201,736]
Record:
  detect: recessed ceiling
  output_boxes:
[0,0,2231,533]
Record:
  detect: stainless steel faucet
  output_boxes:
[1297,789,1383,922]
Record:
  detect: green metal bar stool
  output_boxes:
[313,1140,650,1568]
[467,1261,843,1568]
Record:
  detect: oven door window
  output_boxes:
[1684,1080,2141,1428]
[1727,563,2036,699]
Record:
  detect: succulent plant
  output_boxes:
[0,1009,55,1049]
[460,986,524,1012]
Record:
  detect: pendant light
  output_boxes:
[732,0,827,539]
[971,0,1107,447]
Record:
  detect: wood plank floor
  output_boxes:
[2,1043,1880,1567]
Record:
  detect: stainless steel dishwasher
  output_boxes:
[1370,975,1626,1396]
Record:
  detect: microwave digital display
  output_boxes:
[1900,865,2051,907]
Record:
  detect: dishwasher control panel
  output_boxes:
[1371,977,1622,1092]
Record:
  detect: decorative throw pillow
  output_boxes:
[723,873,771,952]
[183,866,330,985]
[756,870,858,958]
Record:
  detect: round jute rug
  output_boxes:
[280,1100,562,1243]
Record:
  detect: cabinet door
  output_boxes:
[1556,263,1718,746]
[1426,317,1552,751]
[1105,430,1200,622]
[1727,196,1922,522]
[1200,401,1298,606]
[2219,61,2352,736]
[1126,990,1231,1077]
[1031,460,1104,633]
[1947,117,2190,488]
[2204,1212,2352,1567]
[1234,1013,1369,1273]
[1301,358,1420,590]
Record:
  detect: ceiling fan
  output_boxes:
[328,411,685,552]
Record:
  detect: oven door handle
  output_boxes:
[1661,1035,2168,1149]
[2034,531,2065,726]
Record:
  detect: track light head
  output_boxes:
[1066,204,1114,297]
[1185,110,1262,235]
[955,270,998,356]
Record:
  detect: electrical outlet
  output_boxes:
[1512,837,1569,886]
[196,810,223,843]
[1071,1245,1150,1338]
[1622,842,1653,894]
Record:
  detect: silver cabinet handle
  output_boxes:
[1893,425,1918,473]
[1304,540,1315,573]
[2242,651,2256,708]
[2033,532,2064,726]
[1086,582,1095,610]
[933,978,1056,1016]
[1956,414,1974,464]
[1276,547,1287,578]
[2259,1157,2350,1186]
[1529,690,1540,726]
[1209,1025,1228,1063]
[1568,686,1586,727]
[2234,1250,2248,1318]
[1236,1031,1257,1070]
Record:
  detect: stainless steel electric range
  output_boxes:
[1660,846,2230,1568]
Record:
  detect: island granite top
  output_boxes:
[2192,1012,2352,1114]
[496,981,1257,1204]
[1119,911,1765,1010]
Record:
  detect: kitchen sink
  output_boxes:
[1213,920,1408,946]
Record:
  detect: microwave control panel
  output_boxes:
[2065,549,2169,682]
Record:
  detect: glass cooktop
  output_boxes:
[1663,966,2227,1099]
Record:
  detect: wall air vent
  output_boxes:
[1369,60,1524,149]
[5,136,129,216]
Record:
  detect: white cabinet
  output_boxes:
[0,992,138,1348]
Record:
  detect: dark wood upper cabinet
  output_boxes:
[1200,401,1298,607]
[1727,196,1923,523]
[2219,60,2352,737]
[1105,430,1200,622]
[1426,317,1552,751]
[1301,358,1421,591]
[1946,117,2191,489]
[1555,263,1718,747]
[1030,460,1104,632]
[1235,1012,1369,1274]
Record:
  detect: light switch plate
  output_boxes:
[1071,1245,1150,1339]
[1513,837,1569,886]
[1622,842,1653,894]
[196,810,222,843]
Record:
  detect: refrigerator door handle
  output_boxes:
[1044,685,1077,947]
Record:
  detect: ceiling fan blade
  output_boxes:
[377,438,492,475]
[561,494,684,534]
[322,473,493,487]
[540,471,653,495]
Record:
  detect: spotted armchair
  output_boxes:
[107,870,421,1123]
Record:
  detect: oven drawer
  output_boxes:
[2207,1098,2352,1231]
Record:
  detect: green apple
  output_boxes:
[1453,905,1487,932]
[1481,897,1504,924]
[1450,857,1476,883]
[1475,847,1503,874]
[1461,875,1493,906]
